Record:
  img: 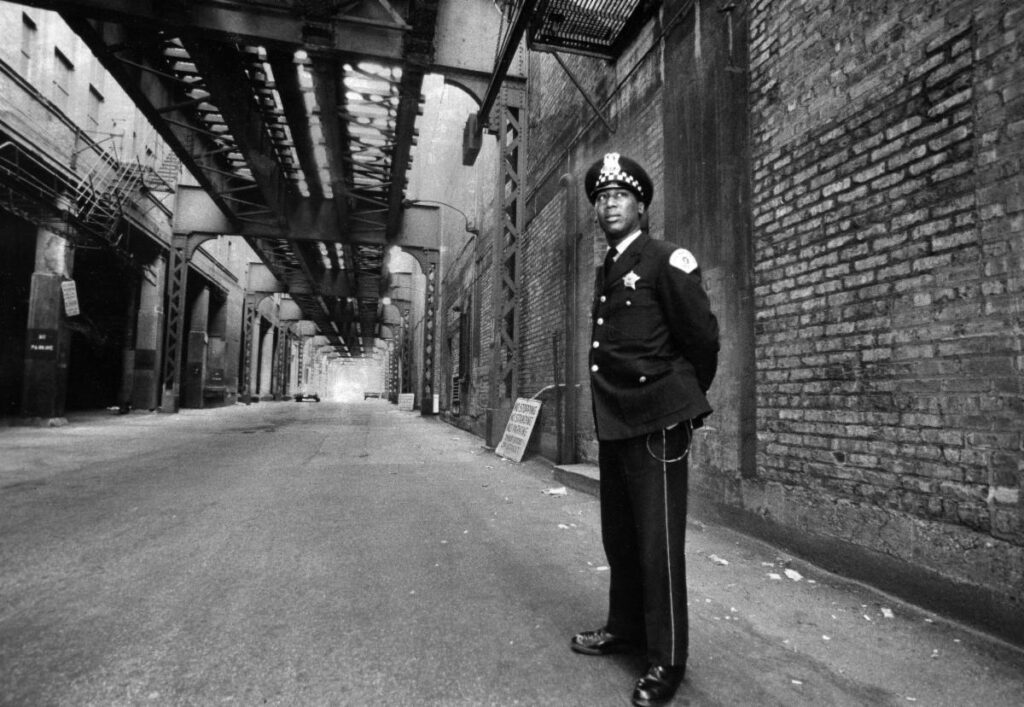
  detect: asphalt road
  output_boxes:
[1,402,1021,706]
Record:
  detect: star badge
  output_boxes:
[623,270,640,290]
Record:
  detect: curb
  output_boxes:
[553,463,600,497]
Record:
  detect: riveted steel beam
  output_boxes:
[28,0,407,57]
[308,54,353,216]
[180,40,342,345]
[266,50,326,202]
[62,17,244,228]
[183,40,294,227]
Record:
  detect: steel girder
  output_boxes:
[16,0,612,388]
[35,0,449,359]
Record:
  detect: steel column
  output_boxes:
[487,86,526,441]
[401,246,440,415]
[240,294,258,403]
[272,323,286,400]
[160,233,214,412]
[420,256,438,413]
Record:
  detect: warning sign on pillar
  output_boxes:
[25,329,58,359]
[495,398,542,462]
[61,280,80,317]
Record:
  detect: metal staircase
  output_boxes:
[0,135,175,250]
[72,156,145,247]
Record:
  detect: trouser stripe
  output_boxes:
[662,428,677,665]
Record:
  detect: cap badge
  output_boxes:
[596,152,643,197]
[601,153,622,178]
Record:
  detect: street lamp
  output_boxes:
[401,198,479,235]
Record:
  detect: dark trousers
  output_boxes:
[598,425,690,666]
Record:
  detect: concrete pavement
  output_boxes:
[1,401,1021,706]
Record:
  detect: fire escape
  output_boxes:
[0,132,175,254]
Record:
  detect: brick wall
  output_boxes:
[440,0,1022,639]
[518,193,564,456]
[749,0,1023,612]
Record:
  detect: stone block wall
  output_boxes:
[748,0,1022,627]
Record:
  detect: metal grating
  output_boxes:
[529,0,660,58]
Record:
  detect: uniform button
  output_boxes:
[600,295,606,303]
[639,376,647,383]
[591,364,599,373]
[596,317,604,325]
[625,300,632,307]
[592,341,600,349]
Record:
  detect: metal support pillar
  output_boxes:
[160,233,214,412]
[403,246,440,415]
[240,294,258,404]
[132,255,166,411]
[385,342,397,401]
[259,322,275,399]
[272,323,288,400]
[420,256,438,413]
[184,284,210,408]
[487,86,527,445]
[21,219,74,421]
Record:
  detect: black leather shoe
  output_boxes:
[631,664,686,706]
[570,627,639,655]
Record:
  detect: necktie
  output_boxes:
[603,248,617,279]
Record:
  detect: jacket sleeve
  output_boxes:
[656,254,720,393]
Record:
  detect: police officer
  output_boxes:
[570,153,719,706]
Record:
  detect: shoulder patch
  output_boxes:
[669,248,698,273]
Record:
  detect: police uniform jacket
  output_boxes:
[590,233,719,441]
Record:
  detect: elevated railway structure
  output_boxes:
[8,0,659,412]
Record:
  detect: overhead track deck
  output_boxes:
[19,0,656,355]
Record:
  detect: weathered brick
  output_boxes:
[748,0,1022,610]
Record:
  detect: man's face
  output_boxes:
[594,188,643,241]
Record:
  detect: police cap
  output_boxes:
[584,152,653,207]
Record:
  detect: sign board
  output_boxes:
[495,398,542,462]
[26,329,58,359]
[61,280,80,316]
[398,393,415,411]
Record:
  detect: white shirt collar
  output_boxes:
[609,229,643,260]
